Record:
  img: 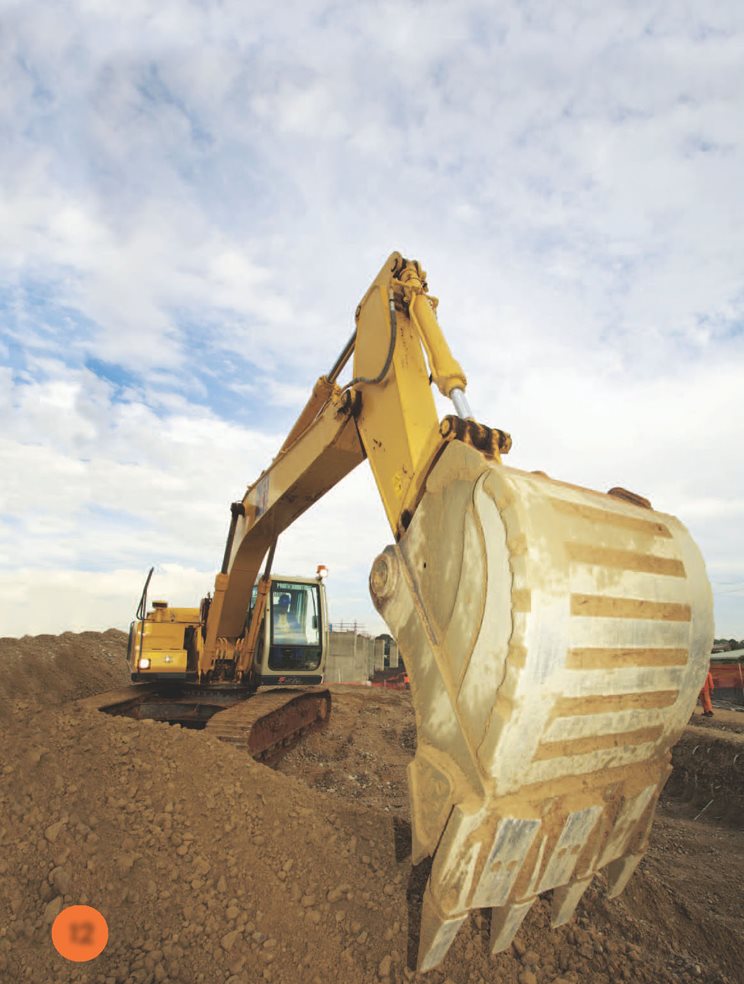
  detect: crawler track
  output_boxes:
[79,684,332,765]
[205,687,332,764]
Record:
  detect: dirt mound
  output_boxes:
[1,640,743,983]
[0,630,130,725]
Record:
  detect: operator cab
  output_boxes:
[248,573,328,686]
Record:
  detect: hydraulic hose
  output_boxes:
[341,289,397,390]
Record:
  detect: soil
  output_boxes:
[688,705,744,735]
[0,630,130,727]
[1,632,742,984]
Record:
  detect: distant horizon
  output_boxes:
[3,625,742,650]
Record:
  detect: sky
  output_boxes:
[1,0,743,640]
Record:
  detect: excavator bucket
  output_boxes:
[369,441,713,972]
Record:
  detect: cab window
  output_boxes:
[269,581,321,671]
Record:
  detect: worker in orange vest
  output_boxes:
[699,668,714,717]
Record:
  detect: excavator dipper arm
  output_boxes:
[204,252,713,971]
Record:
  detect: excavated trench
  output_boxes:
[79,683,242,728]
[89,685,744,825]
[86,684,744,828]
[82,683,333,764]
[662,716,744,827]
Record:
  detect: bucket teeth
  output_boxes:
[417,885,467,972]
[489,898,534,955]
[605,853,644,898]
[550,876,592,927]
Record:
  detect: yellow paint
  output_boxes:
[352,253,472,532]
[130,606,200,675]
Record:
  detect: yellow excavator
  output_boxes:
[129,566,330,687]
[126,562,334,759]
[127,251,713,972]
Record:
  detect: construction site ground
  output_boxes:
[0,631,742,984]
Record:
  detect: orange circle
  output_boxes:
[51,905,108,962]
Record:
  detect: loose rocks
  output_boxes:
[0,635,742,984]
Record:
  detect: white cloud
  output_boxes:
[0,361,391,635]
[0,565,209,637]
[2,1,744,637]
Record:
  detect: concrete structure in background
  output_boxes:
[325,630,375,683]
[324,631,403,683]
[373,637,386,673]
[389,641,399,668]
[367,639,376,679]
